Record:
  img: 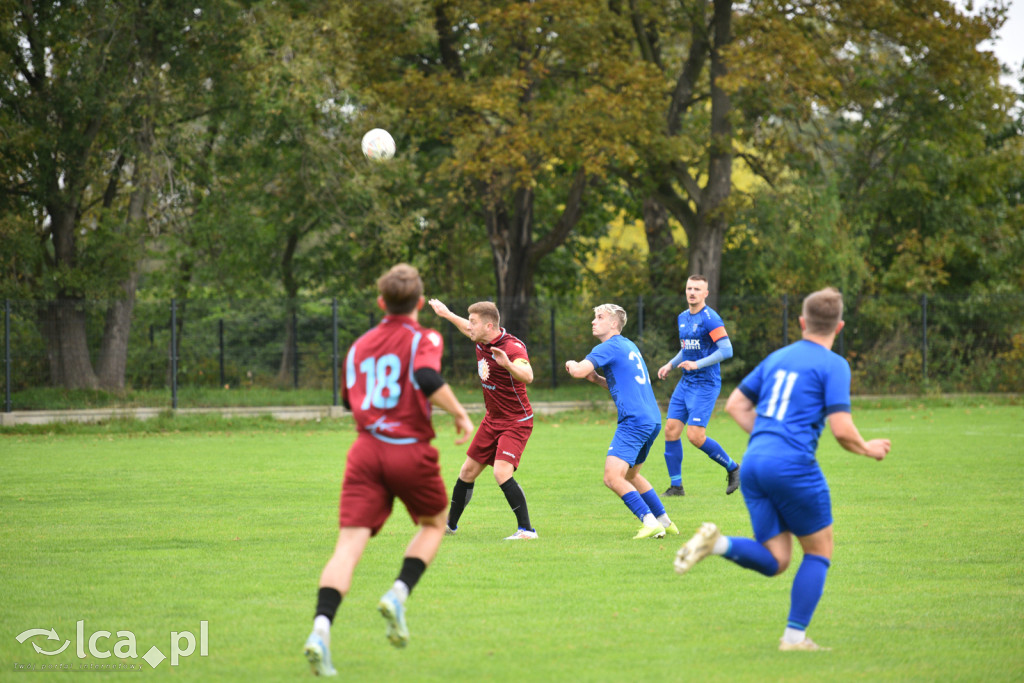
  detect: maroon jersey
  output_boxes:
[475,329,533,423]
[344,315,445,444]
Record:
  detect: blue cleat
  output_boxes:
[378,590,409,648]
[303,631,337,676]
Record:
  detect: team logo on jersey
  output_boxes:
[427,331,441,347]
[478,358,490,381]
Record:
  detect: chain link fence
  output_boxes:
[3,292,1023,411]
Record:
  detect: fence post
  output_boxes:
[549,305,558,390]
[292,307,299,389]
[170,299,178,410]
[332,299,340,407]
[921,294,928,381]
[4,299,10,413]
[218,318,225,387]
[782,294,789,347]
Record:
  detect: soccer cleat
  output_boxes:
[378,590,409,648]
[444,524,457,536]
[779,637,831,652]
[726,467,740,495]
[633,523,667,540]
[303,631,337,677]
[663,521,680,535]
[673,522,721,574]
[663,485,685,497]
[504,528,539,540]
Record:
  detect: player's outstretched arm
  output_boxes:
[725,387,756,435]
[828,412,890,461]
[428,384,475,445]
[427,298,473,339]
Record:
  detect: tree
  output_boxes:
[0,1,245,389]
[618,0,1013,307]
[345,0,648,340]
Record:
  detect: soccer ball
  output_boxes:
[361,128,396,161]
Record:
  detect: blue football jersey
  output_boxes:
[677,305,728,384]
[738,340,852,462]
[586,335,662,425]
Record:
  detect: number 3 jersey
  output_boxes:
[344,315,445,444]
[738,339,852,462]
[586,335,662,425]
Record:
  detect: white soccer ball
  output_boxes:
[361,128,396,161]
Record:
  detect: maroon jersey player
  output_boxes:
[304,264,473,676]
[428,298,538,540]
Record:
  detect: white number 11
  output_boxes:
[765,370,798,420]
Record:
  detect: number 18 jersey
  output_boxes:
[738,339,852,462]
[344,315,445,445]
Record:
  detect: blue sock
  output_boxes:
[664,439,683,486]
[722,537,779,576]
[787,554,831,631]
[639,489,666,518]
[621,491,652,521]
[699,436,737,471]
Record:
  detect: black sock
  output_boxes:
[448,478,474,528]
[500,477,532,530]
[316,587,342,623]
[397,557,427,595]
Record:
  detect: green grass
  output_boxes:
[5,381,609,411]
[1,403,1022,681]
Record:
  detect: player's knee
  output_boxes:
[665,423,684,441]
[686,429,706,447]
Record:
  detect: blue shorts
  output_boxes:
[740,451,832,542]
[608,421,662,467]
[667,381,721,427]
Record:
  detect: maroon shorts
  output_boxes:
[465,417,533,470]
[338,435,448,535]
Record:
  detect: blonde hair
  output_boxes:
[802,287,843,335]
[377,264,423,314]
[593,303,627,331]
[467,301,500,327]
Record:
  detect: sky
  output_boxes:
[974,0,1024,88]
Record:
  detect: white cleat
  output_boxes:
[779,637,831,652]
[673,522,721,574]
[504,528,539,540]
[303,631,337,676]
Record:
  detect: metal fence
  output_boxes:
[3,292,1023,411]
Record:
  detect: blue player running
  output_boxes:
[672,287,890,651]
[565,304,679,540]
[656,275,739,496]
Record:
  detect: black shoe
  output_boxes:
[663,485,685,497]
[726,466,740,495]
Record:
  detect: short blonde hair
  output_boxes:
[802,287,843,335]
[593,303,627,331]
[467,301,500,327]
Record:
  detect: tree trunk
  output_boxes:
[96,273,138,390]
[96,127,153,391]
[487,187,535,342]
[642,196,686,295]
[41,299,100,389]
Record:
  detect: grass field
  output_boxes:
[1,398,1022,681]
